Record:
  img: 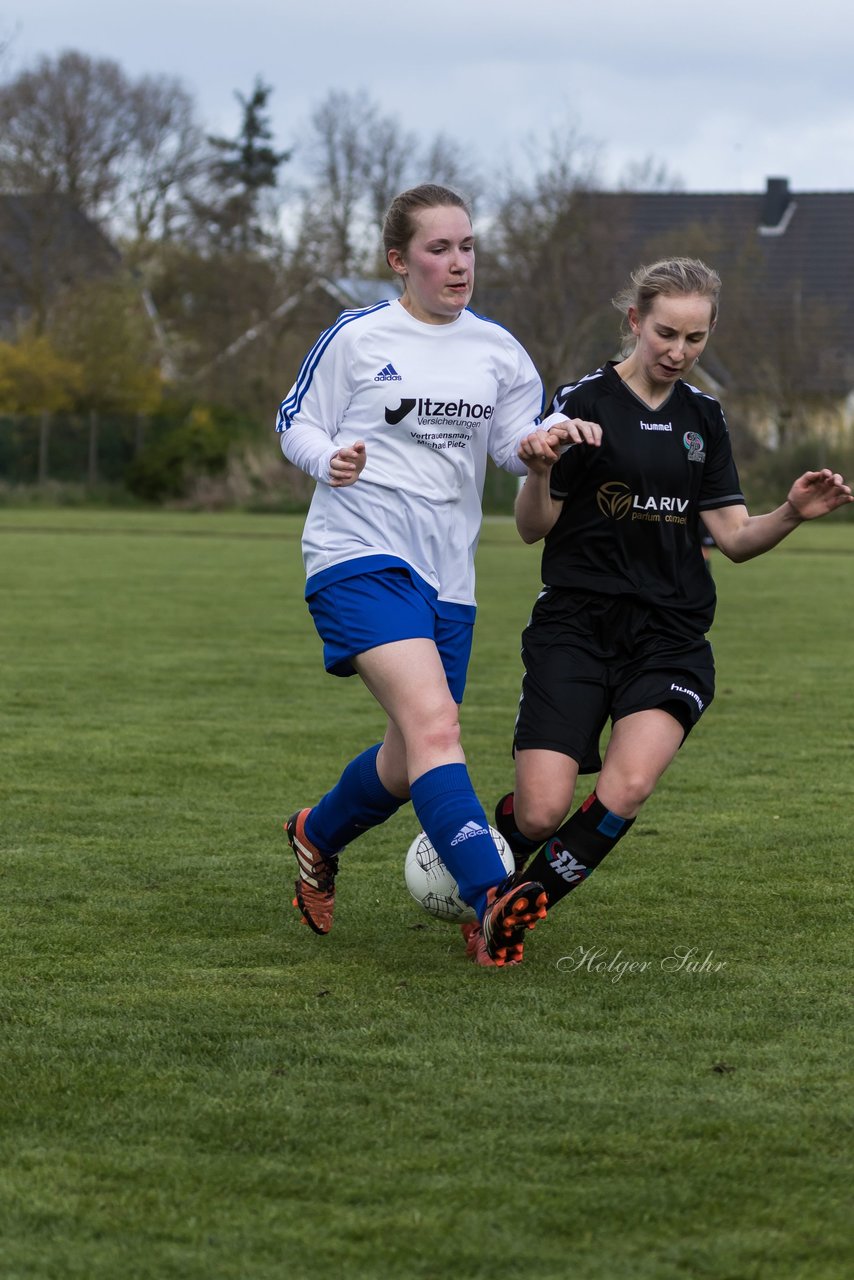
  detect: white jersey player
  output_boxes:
[278,297,549,614]
[275,183,600,967]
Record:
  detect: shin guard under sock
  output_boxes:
[410,763,507,920]
[305,743,405,854]
[523,792,635,908]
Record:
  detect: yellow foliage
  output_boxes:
[186,405,214,432]
[0,334,82,413]
[48,277,163,414]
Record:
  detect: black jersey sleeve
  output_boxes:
[546,372,604,499]
[695,399,745,511]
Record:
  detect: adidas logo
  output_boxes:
[374,362,402,382]
[451,821,488,847]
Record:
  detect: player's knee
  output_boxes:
[415,704,462,758]
[601,771,655,818]
[515,795,568,843]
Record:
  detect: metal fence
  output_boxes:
[0,412,524,510]
[0,412,154,486]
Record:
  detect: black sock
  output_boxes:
[494,791,543,864]
[522,792,635,908]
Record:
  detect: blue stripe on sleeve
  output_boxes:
[275,301,390,433]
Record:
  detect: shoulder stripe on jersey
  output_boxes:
[276,301,391,432]
[683,380,721,405]
[551,367,604,411]
[465,306,516,337]
[453,307,545,417]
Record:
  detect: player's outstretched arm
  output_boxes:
[702,469,852,563]
[786,468,852,520]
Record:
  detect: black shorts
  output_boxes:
[513,588,715,773]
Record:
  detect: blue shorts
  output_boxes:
[307,568,474,703]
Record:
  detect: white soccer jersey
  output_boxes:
[276,299,545,614]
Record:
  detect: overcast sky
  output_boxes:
[4,0,854,197]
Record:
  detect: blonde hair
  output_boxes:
[613,257,721,351]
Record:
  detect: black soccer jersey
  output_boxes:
[542,363,744,631]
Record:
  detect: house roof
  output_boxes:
[0,193,120,334]
[328,277,401,308]
[577,178,854,394]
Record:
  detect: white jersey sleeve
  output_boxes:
[275,309,363,483]
[483,332,546,476]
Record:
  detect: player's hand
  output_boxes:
[329,441,367,487]
[518,419,601,472]
[517,427,564,473]
[786,469,852,520]
[546,417,602,450]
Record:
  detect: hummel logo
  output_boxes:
[451,821,488,847]
[375,362,402,382]
[671,682,704,711]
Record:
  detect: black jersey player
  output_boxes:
[497,257,852,932]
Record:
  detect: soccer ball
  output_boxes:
[404,825,515,924]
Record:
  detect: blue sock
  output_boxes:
[409,763,507,920]
[306,744,405,854]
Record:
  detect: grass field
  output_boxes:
[0,508,851,1280]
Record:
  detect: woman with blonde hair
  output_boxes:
[495,257,851,934]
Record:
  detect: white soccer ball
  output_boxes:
[404,825,515,923]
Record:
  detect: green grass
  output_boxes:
[0,509,852,1280]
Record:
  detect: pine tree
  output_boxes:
[200,78,290,252]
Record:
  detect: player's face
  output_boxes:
[389,205,475,324]
[629,293,715,388]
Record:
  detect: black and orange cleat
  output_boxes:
[285,809,339,935]
[461,920,521,967]
[480,875,547,965]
